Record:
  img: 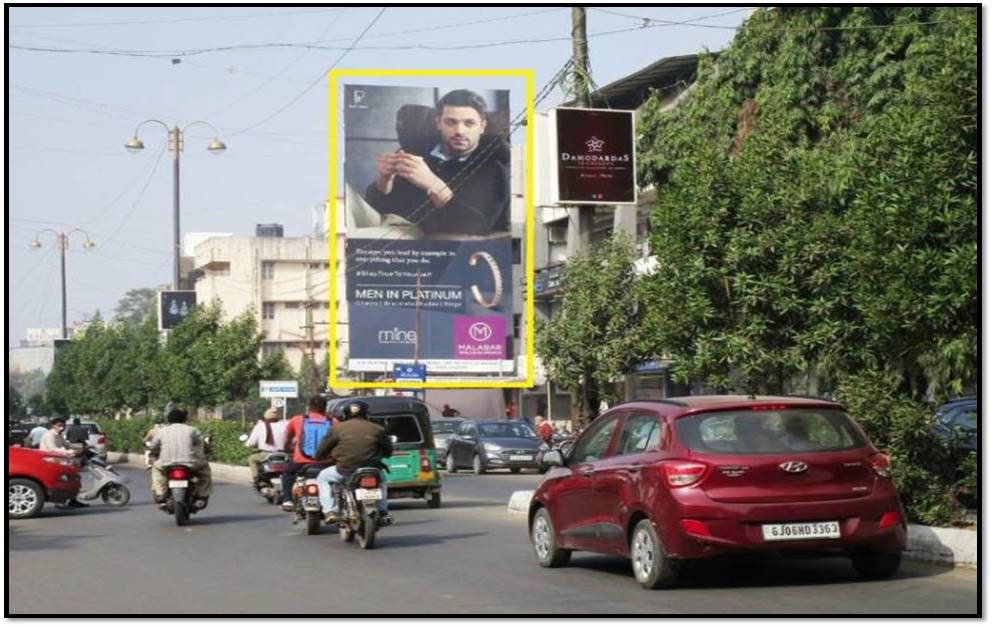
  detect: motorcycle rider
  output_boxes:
[147,408,212,509]
[313,400,394,525]
[245,407,287,488]
[280,395,337,510]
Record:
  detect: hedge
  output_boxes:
[100,417,254,466]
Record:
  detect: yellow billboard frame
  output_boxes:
[328,68,535,390]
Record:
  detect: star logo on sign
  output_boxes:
[586,136,606,152]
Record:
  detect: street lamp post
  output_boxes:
[125,121,227,289]
[29,229,96,340]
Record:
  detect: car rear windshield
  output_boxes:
[432,421,461,434]
[478,423,536,438]
[675,409,866,455]
[371,415,424,444]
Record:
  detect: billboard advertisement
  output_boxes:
[158,290,196,330]
[341,82,514,376]
[552,107,637,204]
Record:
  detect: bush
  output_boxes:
[835,372,973,526]
[100,417,253,466]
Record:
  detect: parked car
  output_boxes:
[327,397,441,508]
[431,419,464,468]
[8,445,82,519]
[932,396,977,452]
[445,420,543,474]
[529,396,907,589]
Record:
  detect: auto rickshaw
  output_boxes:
[327,396,441,508]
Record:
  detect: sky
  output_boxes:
[6,5,750,347]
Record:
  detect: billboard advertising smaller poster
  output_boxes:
[159,290,197,330]
[553,107,636,204]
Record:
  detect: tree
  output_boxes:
[8,386,26,419]
[536,233,646,418]
[114,287,161,327]
[637,6,977,398]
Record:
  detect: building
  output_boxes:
[190,224,331,372]
[522,53,711,419]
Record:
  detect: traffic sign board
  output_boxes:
[393,363,427,382]
[259,380,299,398]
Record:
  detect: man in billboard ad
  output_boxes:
[554,108,636,204]
[343,83,513,377]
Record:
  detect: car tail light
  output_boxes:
[680,519,711,536]
[42,456,74,466]
[867,453,891,478]
[305,483,320,496]
[879,511,902,529]
[97,435,106,444]
[168,467,189,480]
[662,461,708,487]
[419,449,431,472]
[749,404,789,411]
[359,475,380,489]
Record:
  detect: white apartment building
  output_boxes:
[191,225,331,372]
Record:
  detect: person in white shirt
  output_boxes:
[244,408,288,488]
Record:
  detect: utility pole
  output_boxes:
[572,7,591,108]
[29,229,95,339]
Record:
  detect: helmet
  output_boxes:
[344,400,369,420]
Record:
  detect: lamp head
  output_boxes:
[207,138,227,155]
[124,137,145,154]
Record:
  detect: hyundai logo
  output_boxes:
[779,461,808,473]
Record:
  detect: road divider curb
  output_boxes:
[110,452,251,485]
[504,488,976,567]
[508,490,533,514]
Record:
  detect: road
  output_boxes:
[8,467,978,615]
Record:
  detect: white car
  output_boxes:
[66,419,107,459]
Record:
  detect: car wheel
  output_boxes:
[446,452,457,473]
[510,468,521,474]
[630,519,682,589]
[851,548,902,579]
[531,507,571,567]
[8,479,45,519]
[472,454,486,475]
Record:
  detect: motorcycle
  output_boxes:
[161,463,208,526]
[290,463,331,535]
[145,437,211,526]
[331,467,388,550]
[237,434,290,504]
[255,452,289,504]
[77,446,131,506]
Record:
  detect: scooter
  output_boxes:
[77,446,131,506]
[238,434,290,504]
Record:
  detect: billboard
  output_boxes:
[341,81,514,377]
[158,290,196,330]
[552,107,637,205]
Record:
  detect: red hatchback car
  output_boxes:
[529,396,907,589]
[8,445,81,519]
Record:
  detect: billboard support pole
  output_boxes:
[413,268,422,364]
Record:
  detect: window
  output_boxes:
[571,415,620,463]
[676,409,865,455]
[309,262,329,270]
[478,422,535,438]
[511,238,522,265]
[261,262,275,279]
[262,302,275,320]
[370,415,423,444]
[616,413,660,455]
[285,302,299,309]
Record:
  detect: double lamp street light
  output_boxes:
[29,228,96,340]
[125,120,227,289]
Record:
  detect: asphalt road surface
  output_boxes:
[8,467,978,615]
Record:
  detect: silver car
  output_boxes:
[431,419,464,467]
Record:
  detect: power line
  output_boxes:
[228,7,388,137]
[9,7,346,29]
[103,143,168,244]
[591,7,750,27]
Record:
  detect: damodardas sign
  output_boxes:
[551,107,637,205]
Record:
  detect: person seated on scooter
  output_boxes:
[245,407,288,488]
[147,408,212,509]
[40,417,89,508]
[313,400,394,526]
[280,395,337,511]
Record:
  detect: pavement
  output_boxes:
[7,466,979,615]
